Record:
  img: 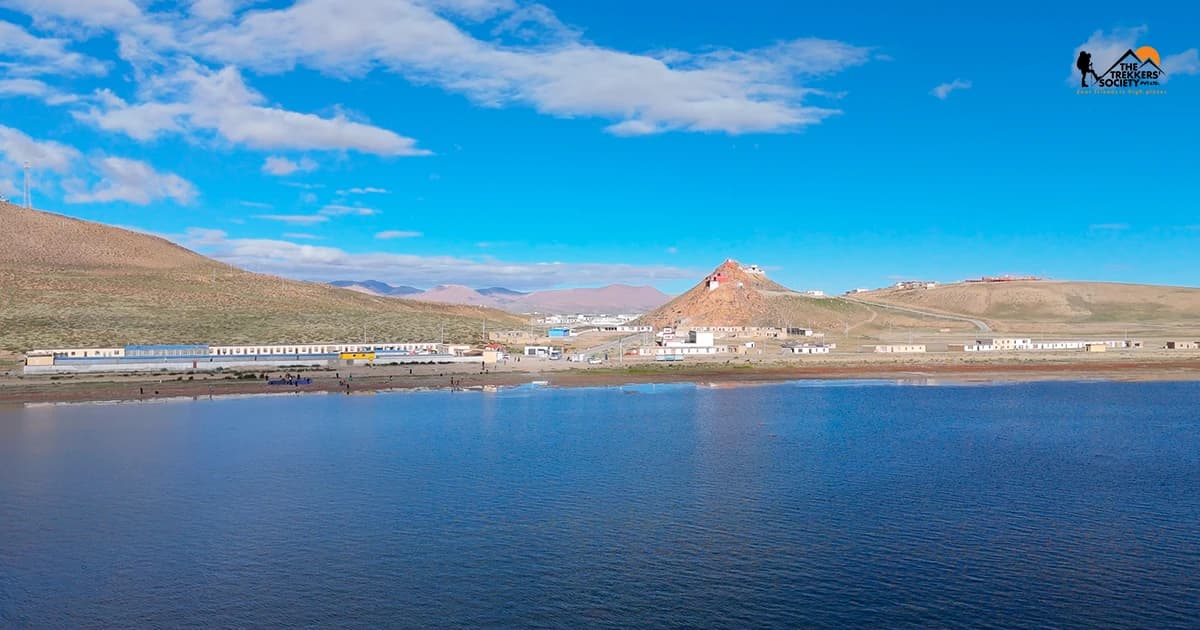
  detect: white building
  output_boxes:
[976,338,1033,350]
[870,344,926,353]
[638,345,728,357]
[782,344,831,354]
[523,345,562,359]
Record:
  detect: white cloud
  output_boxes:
[75,64,431,155]
[320,204,379,216]
[0,78,79,105]
[64,156,197,205]
[0,124,81,172]
[10,1,874,141]
[252,214,329,224]
[930,79,971,99]
[2,0,143,29]
[238,200,273,208]
[187,0,245,22]
[0,20,107,76]
[177,227,697,289]
[1163,49,1199,76]
[376,229,422,239]
[178,1,871,135]
[0,78,52,98]
[282,231,323,240]
[338,186,390,194]
[262,155,317,176]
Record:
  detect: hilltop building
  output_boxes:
[894,281,939,290]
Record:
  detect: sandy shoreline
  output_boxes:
[4,355,1200,406]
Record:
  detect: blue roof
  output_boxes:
[125,344,210,350]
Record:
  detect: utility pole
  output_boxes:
[23,161,32,208]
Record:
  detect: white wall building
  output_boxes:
[870,344,927,353]
[782,344,831,354]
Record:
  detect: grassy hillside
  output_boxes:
[0,201,524,355]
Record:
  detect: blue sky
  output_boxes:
[1,0,1197,293]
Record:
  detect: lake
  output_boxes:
[2,381,1198,628]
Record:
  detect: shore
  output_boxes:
[4,352,1200,405]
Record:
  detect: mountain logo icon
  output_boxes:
[1078,45,1165,89]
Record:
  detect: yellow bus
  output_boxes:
[339,352,376,360]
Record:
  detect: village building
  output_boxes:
[869,344,927,354]
[488,330,537,342]
[894,281,939,290]
[782,343,832,355]
[522,346,562,359]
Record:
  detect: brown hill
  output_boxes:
[0,201,524,355]
[633,259,926,334]
[638,260,782,327]
[861,280,1200,332]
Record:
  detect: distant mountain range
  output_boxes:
[330,281,671,314]
[329,280,422,296]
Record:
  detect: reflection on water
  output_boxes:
[1,380,1198,628]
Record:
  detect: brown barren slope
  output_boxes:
[864,281,1200,333]
[0,201,524,356]
[637,259,972,334]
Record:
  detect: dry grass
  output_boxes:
[867,281,1200,334]
[0,202,525,359]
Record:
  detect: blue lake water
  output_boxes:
[1,380,1198,628]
